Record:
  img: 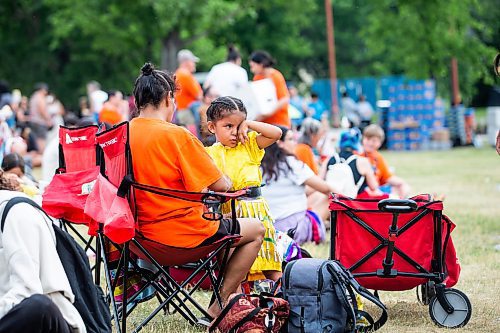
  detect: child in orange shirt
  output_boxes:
[360,124,410,198]
[205,96,283,281]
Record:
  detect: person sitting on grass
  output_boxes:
[295,117,324,175]
[0,171,85,333]
[1,153,39,198]
[129,63,264,319]
[321,128,384,200]
[359,124,411,198]
[261,126,336,245]
[205,96,283,282]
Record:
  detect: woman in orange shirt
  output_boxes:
[129,62,264,318]
[249,50,291,128]
[295,117,324,175]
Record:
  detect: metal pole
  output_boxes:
[451,57,460,105]
[325,0,339,127]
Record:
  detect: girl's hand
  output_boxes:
[238,120,249,144]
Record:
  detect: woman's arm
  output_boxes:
[272,96,290,114]
[255,96,290,121]
[207,174,233,192]
[238,120,282,149]
[319,157,330,179]
[303,175,334,196]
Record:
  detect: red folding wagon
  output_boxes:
[329,194,471,329]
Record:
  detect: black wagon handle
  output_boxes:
[378,198,418,213]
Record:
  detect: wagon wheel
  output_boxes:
[428,288,472,328]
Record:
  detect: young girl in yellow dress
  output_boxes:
[205,96,282,281]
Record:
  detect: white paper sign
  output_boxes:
[233,78,277,120]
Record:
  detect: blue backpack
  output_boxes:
[1,197,111,333]
[282,258,387,333]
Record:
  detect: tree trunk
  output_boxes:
[161,30,181,72]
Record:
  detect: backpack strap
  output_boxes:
[345,155,365,189]
[329,270,357,332]
[327,262,388,332]
[344,154,358,165]
[209,293,246,332]
[1,197,52,232]
[326,153,341,169]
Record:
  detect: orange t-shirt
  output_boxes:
[295,143,319,175]
[358,150,393,185]
[253,68,290,128]
[129,117,223,248]
[175,67,202,110]
[99,105,122,125]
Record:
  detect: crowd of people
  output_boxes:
[0,46,413,330]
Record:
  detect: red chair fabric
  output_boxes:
[330,194,460,290]
[85,173,135,244]
[95,122,128,188]
[131,234,239,267]
[441,215,460,288]
[59,125,99,172]
[42,125,101,234]
[42,166,100,227]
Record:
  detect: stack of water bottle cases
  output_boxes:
[380,79,449,151]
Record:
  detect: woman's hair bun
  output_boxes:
[141,62,155,76]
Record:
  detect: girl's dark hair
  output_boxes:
[1,153,25,174]
[133,62,177,111]
[261,126,292,183]
[249,50,275,68]
[227,44,241,62]
[206,96,247,122]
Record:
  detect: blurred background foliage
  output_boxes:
[0,0,498,109]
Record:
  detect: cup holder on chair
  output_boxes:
[202,193,223,221]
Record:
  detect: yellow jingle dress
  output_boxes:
[206,131,281,280]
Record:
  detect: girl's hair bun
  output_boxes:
[141,62,155,76]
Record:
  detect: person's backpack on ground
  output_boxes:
[1,197,111,333]
[209,293,289,333]
[325,153,364,198]
[282,258,387,333]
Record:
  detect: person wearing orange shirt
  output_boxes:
[130,62,264,318]
[249,50,290,128]
[295,118,324,175]
[99,90,125,125]
[359,124,410,198]
[174,49,203,134]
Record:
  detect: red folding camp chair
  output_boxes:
[42,124,128,330]
[95,122,245,333]
[329,194,471,329]
[42,125,100,270]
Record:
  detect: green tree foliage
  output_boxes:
[214,0,318,79]
[0,0,497,108]
[360,0,498,101]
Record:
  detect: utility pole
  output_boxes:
[325,0,339,127]
[450,57,460,105]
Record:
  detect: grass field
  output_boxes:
[123,146,499,332]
